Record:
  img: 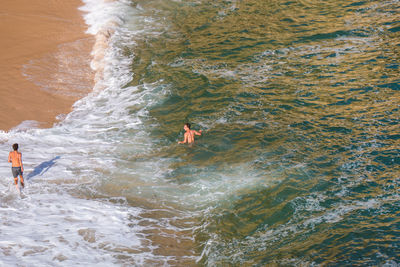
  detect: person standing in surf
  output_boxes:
[8,143,24,191]
[178,123,202,144]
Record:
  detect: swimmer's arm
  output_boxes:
[8,152,11,163]
[178,133,188,144]
[194,130,202,136]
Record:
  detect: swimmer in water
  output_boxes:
[178,123,202,144]
[8,143,24,191]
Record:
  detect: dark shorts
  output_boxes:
[12,167,23,178]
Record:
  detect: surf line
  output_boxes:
[80,0,125,92]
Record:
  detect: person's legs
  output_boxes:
[11,167,21,191]
[14,177,19,191]
[20,175,24,188]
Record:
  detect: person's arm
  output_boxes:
[178,133,188,144]
[194,130,202,136]
[8,152,12,163]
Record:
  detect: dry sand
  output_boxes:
[0,0,94,131]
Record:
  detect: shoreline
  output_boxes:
[0,0,94,131]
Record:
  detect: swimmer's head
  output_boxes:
[184,123,191,131]
[12,143,18,151]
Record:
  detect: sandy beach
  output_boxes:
[0,0,93,131]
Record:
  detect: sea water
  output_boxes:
[0,0,399,266]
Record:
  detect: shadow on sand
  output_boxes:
[26,156,61,180]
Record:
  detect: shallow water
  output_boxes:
[1,0,399,265]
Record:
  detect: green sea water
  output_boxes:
[104,0,400,265]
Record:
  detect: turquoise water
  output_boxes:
[116,0,400,265]
[1,0,399,265]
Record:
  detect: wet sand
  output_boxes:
[0,0,93,131]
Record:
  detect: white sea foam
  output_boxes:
[79,0,140,89]
[0,1,164,265]
[0,180,149,266]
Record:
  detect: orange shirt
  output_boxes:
[8,151,23,169]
